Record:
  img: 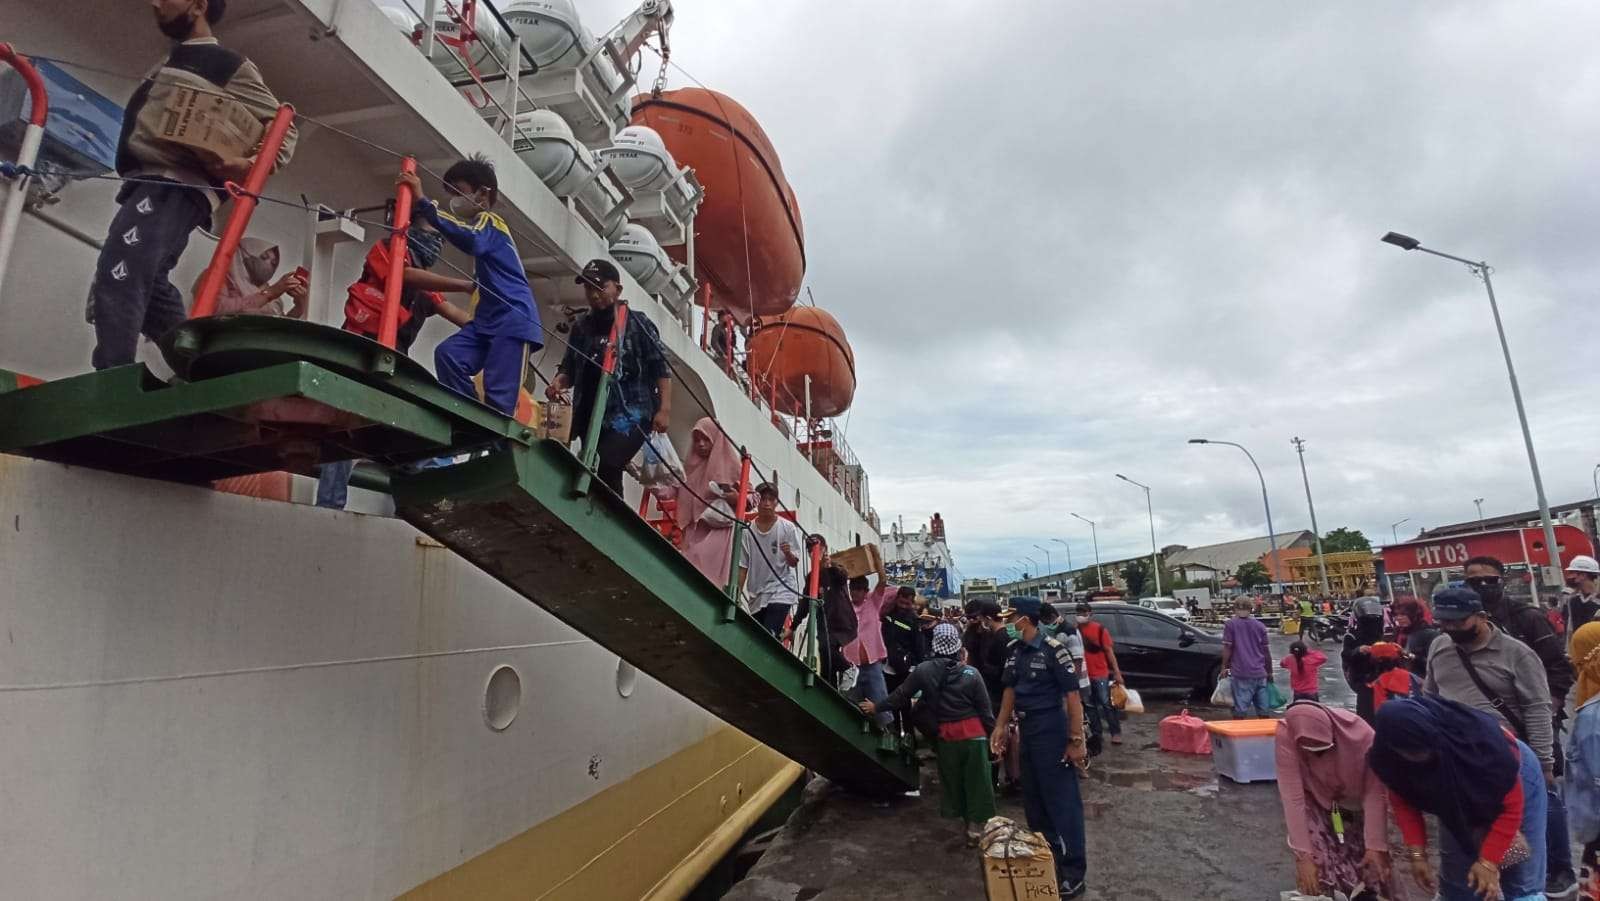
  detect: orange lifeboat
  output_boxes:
[631,88,804,319]
[745,307,856,418]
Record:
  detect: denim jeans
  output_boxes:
[1084,678,1120,737]
[847,661,892,726]
[315,459,356,510]
[1229,674,1272,718]
[1437,738,1547,901]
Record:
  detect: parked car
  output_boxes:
[1133,596,1192,623]
[1089,602,1222,697]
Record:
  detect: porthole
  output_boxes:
[616,660,639,698]
[483,665,522,731]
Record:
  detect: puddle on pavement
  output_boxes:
[1086,765,1219,798]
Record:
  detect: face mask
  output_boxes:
[1075,615,1089,625]
[157,5,199,40]
[1442,624,1479,644]
[447,194,479,217]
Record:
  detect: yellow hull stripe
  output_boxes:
[400,728,800,901]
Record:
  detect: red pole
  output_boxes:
[699,282,711,352]
[191,104,296,318]
[377,156,417,349]
[603,302,629,373]
[807,539,823,597]
[0,45,46,127]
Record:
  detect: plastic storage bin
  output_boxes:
[1205,719,1279,783]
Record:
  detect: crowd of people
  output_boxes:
[1274,553,1600,901]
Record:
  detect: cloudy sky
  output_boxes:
[590,0,1600,582]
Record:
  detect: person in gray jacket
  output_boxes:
[861,623,996,844]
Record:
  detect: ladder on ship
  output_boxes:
[0,315,918,797]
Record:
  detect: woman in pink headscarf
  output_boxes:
[1276,701,1404,900]
[675,418,743,584]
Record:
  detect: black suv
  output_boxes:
[1087,602,1223,696]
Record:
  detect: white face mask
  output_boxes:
[447,194,479,217]
[1075,615,1090,625]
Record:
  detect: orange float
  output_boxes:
[745,307,856,418]
[631,88,804,319]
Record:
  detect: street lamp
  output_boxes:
[1071,513,1104,590]
[1391,517,1410,546]
[1290,437,1331,596]
[1024,556,1040,581]
[1382,231,1563,577]
[1190,439,1282,595]
[1474,498,1486,531]
[1033,544,1052,578]
[1115,474,1162,595]
[1051,538,1073,575]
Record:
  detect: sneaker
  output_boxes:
[1060,879,1086,899]
[1110,734,1123,745]
[1547,873,1579,900]
[965,825,982,847]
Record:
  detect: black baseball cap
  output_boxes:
[576,258,621,286]
[1432,586,1484,621]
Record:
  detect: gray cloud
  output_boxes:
[590,0,1600,580]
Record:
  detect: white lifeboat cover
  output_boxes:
[610,223,672,293]
[502,0,593,70]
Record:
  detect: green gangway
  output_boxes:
[0,317,917,796]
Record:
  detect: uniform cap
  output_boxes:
[1011,596,1042,620]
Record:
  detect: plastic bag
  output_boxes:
[1122,687,1144,714]
[1110,682,1129,709]
[1266,679,1289,709]
[635,433,684,485]
[1210,675,1233,707]
[1158,708,1211,754]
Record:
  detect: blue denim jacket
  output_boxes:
[1568,696,1600,845]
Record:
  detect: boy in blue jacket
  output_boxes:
[397,156,543,415]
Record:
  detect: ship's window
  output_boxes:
[617,660,639,698]
[483,665,521,731]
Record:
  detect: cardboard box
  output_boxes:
[538,401,573,443]
[980,819,1058,900]
[153,84,263,162]
[830,543,882,579]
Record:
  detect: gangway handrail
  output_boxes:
[0,43,47,301]
[189,104,297,318]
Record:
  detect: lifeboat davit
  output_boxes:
[631,88,804,319]
[745,308,855,418]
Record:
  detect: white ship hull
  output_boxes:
[0,0,877,896]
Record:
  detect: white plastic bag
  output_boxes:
[1122,687,1145,715]
[635,433,683,485]
[1210,675,1233,707]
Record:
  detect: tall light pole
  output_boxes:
[1033,544,1052,578]
[1382,231,1563,579]
[1290,436,1331,596]
[1115,474,1162,595]
[1190,439,1282,595]
[1024,556,1040,581]
[1474,498,1486,531]
[1072,513,1104,590]
[1391,517,1410,546]
[1592,464,1599,502]
[1052,538,1073,574]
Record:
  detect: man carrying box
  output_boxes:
[87,0,298,370]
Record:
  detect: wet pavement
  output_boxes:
[723,627,1369,901]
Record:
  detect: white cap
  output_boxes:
[1565,554,1600,574]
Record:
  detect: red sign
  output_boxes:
[1381,524,1594,575]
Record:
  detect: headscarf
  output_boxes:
[1391,597,1431,639]
[216,237,279,314]
[1281,702,1375,810]
[675,417,740,530]
[1571,621,1600,708]
[931,623,962,658]
[1368,696,1518,850]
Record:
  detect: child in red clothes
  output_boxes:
[1280,641,1328,702]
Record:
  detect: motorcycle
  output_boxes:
[1302,614,1348,644]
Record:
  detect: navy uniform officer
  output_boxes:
[990,596,1089,899]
